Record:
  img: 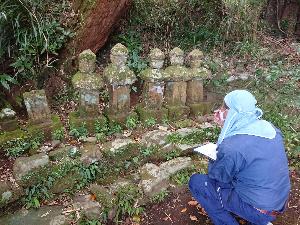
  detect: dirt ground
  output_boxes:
[141,170,300,225]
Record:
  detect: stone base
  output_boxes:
[0,119,18,132]
[166,105,190,121]
[187,102,214,117]
[105,110,138,127]
[136,105,168,123]
[69,111,107,134]
[0,115,63,146]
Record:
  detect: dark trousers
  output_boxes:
[189,174,275,225]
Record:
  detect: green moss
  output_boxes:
[111,43,129,55]
[104,64,136,85]
[72,71,103,89]
[139,68,167,81]
[136,105,168,123]
[49,170,81,194]
[167,105,190,121]
[164,65,190,81]
[188,102,213,117]
[79,49,96,61]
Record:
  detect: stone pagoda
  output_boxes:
[163,47,190,121]
[186,49,212,117]
[103,43,137,124]
[137,48,168,122]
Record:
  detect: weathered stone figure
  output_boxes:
[138,48,168,121]
[0,108,18,131]
[186,49,212,117]
[164,47,190,120]
[103,43,136,122]
[23,89,51,123]
[72,49,104,116]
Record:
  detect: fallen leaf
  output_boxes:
[132,215,141,223]
[190,215,198,221]
[188,200,198,206]
[89,194,96,201]
[181,208,187,213]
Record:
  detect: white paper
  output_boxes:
[194,143,218,160]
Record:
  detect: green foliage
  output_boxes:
[69,122,88,140]
[164,149,181,161]
[150,190,169,203]
[23,159,78,208]
[170,167,197,185]
[3,132,44,157]
[77,162,100,189]
[108,121,123,135]
[139,146,157,158]
[144,117,156,128]
[0,74,18,90]
[0,0,73,88]
[94,118,109,134]
[79,219,103,225]
[125,115,139,130]
[117,31,147,74]
[167,127,221,145]
[52,127,64,141]
[115,184,144,222]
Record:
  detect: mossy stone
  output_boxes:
[49,170,81,194]
[167,105,190,121]
[103,64,136,85]
[72,72,103,90]
[188,102,213,117]
[136,105,168,123]
[164,65,190,81]
[140,68,167,82]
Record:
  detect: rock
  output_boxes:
[0,181,23,207]
[104,138,134,153]
[140,157,192,197]
[0,108,16,119]
[86,136,97,143]
[23,89,51,123]
[51,140,61,149]
[140,130,171,147]
[109,179,133,194]
[89,184,115,208]
[80,143,102,165]
[175,143,199,151]
[73,194,102,220]
[13,153,49,181]
[176,127,198,136]
[0,206,68,225]
[48,147,68,161]
[227,75,237,82]
[239,72,250,80]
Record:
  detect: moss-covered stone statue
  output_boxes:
[137,48,168,122]
[103,43,137,124]
[163,47,190,121]
[186,49,213,117]
[70,49,106,132]
[0,108,18,131]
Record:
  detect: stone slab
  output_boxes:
[186,79,203,104]
[164,81,187,106]
[140,130,171,147]
[166,105,190,121]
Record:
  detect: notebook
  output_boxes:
[194,143,218,160]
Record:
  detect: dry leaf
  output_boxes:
[190,215,198,221]
[188,200,198,206]
[89,194,96,201]
[181,208,187,213]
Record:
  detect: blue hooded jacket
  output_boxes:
[209,90,290,211]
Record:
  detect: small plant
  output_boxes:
[150,190,169,203]
[140,146,156,158]
[77,162,100,189]
[109,121,123,135]
[69,122,88,140]
[144,117,156,128]
[164,149,181,161]
[125,115,139,130]
[4,138,31,157]
[95,132,106,142]
[95,119,109,134]
[79,219,103,225]
[171,167,197,185]
[115,184,144,222]
[52,127,64,141]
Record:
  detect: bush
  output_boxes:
[0,0,73,89]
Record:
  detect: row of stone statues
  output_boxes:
[0,43,212,133]
[72,43,212,123]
